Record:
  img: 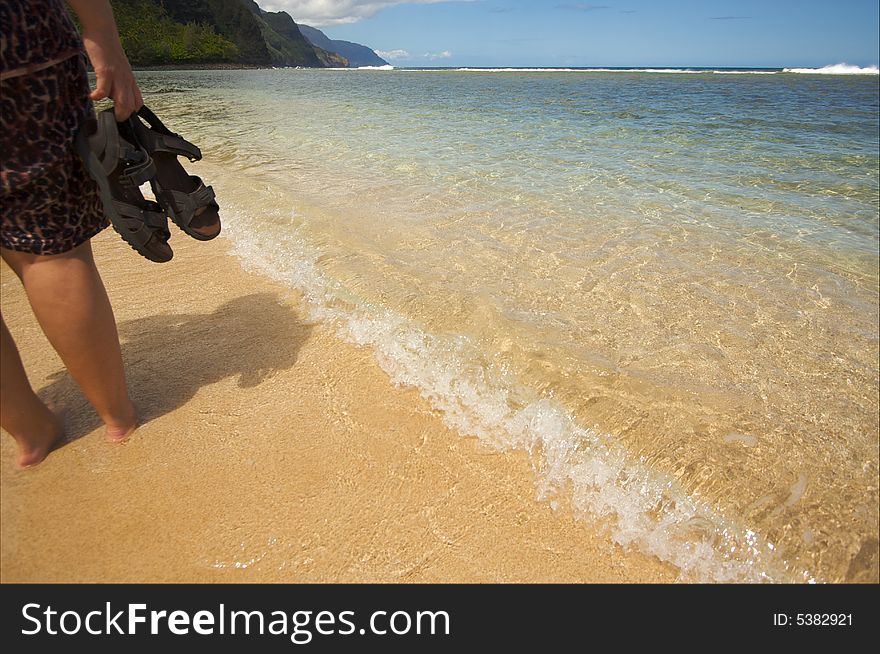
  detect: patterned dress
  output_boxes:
[0,0,107,255]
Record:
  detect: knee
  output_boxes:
[0,247,33,280]
[4,240,93,271]
[2,242,98,296]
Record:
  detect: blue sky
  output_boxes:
[262,0,880,68]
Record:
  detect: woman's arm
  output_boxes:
[66,0,143,120]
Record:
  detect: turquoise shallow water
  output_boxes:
[132,68,879,582]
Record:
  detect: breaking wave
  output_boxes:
[220,203,811,584]
[783,63,879,75]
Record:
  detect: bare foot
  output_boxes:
[15,409,64,469]
[104,403,138,443]
[105,423,137,443]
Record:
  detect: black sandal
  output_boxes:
[78,108,173,263]
[129,106,221,241]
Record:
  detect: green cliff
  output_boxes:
[244,2,347,68]
[108,0,347,68]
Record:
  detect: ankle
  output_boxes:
[101,401,138,442]
[100,398,137,426]
[9,409,64,468]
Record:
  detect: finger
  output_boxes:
[90,76,110,102]
[113,89,136,121]
[113,99,131,121]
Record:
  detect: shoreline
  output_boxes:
[1,231,676,583]
[132,62,265,71]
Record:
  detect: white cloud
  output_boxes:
[260,1,472,26]
[376,49,412,60]
[375,49,453,61]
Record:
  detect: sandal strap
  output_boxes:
[141,201,171,235]
[112,200,170,242]
[135,106,202,161]
[146,132,202,162]
[157,177,216,226]
[89,111,121,177]
[118,150,157,189]
[89,109,158,186]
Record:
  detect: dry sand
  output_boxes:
[1,230,675,582]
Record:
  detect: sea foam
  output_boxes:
[783,63,879,75]
[442,65,877,75]
[452,67,754,74]
[319,65,395,71]
[221,204,813,583]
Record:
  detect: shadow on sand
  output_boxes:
[37,293,312,442]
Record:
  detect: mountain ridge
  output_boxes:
[106,0,379,69]
[298,25,389,68]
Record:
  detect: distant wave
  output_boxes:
[783,63,879,75]
[445,65,879,75]
[319,64,878,75]
[308,64,880,75]
[320,65,395,71]
[455,67,578,72]
[452,67,774,74]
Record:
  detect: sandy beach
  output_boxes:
[1,231,676,583]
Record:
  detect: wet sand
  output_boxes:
[1,231,675,582]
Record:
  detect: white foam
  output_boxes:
[783,63,879,75]
[451,67,777,74]
[317,65,396,71]
[712,70,778,75]
[455,67,580,72]
[290,64,879,75]
[222,204,813,583]
[602,68,707,74]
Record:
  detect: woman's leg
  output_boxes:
[1,240,137,457]
[0,317,64,467]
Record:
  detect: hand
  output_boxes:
[82,32,143,121]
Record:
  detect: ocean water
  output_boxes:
[132,67,879,582]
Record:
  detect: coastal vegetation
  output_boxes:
[107,0,350,67]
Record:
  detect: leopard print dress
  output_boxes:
[0,0,107,255]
